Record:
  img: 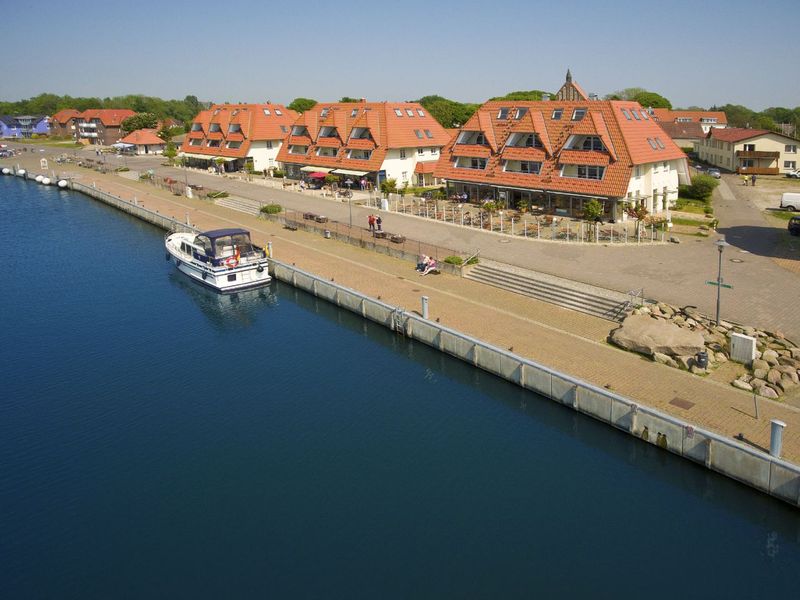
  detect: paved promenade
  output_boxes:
[13,155,800,466]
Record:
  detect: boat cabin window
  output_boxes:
[227,274,237,282]
[193,235,212,255]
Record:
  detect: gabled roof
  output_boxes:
[657,121,706,140]
[78,109,136,126]
[434,97,687,199]
[120,129,165,146]
[51,109,81,124]
[276,101,450,172]
[179,103,298,159]
[706,127,776,143]
[651,109,728,126]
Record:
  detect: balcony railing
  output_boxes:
[736,150,779,159]
[737,166,779,175]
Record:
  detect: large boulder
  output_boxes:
[610,314,705,357]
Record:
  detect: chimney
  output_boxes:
[589,93,598,101]
[360,97,366,102]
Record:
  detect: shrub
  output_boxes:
[380,178,397,197]
[684,174,719,201]
[114,166,129,172]
[260,203,282,214]
[465,256,479,265]
[443,255,463,265]
[138,173,151,180]
[703,206,714,215]
[271,168,285,178]
[582,199,603,222]
[207,190,229,199]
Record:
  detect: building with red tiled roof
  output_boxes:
[275,101,451,187]
[119,129,166,155]
[75,109,136,146]
[650,109,728,134]
[655,121,706,151]
[434,73,690,221]
[180,103,298,172]
[698,127,799,175]
[50,109,81,138]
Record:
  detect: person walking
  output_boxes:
[376,215,382,231]
[368,214,375,232]
[751,174,757,186]
[742,174,749,186]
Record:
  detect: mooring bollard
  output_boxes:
[421,295,429,320]
[267,241,273,259]
[770,420,786,458]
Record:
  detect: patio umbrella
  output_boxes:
[308,172,328,179]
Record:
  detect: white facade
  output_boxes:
[248,140,284,172]
[624,158,688,216]
[381,147,441,185]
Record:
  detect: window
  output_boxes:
[226,141,242,149]
[551,109,563,120]
[401,171,407,181]
[430,147,438,155]
[655,137,665,149]
[350,109,358,117]
[228,124,241,133]
[786,145,797,153]
[647,138,658,150]
[280,125,288,133]
[191,123,203,131]
[263,109,271,116]
[515,108,528,120]
[621,109,632,120]
[571,108,586,121]
[576,165,604,179]
[418,148,424,155]
[209,123,221,132]
[414,129,423,139]
[348,149,372,160]
[785,161,797,169]
[700,117,717,123]
[291,126,308,136]
[406,109,414,117]
[394,109,403,117]
[316,147,337,157]
[288,145,308,155]
[497,108,509,120]
[207,139,221,147]
[634,166,641,177]
[400,149,406,159]
[227,274,237,282]
[275,108,282,116]
[507,161,541,174]
[424,129,433,138]
[417,109,425,117]
[470,158,487,169]
[631,110,641,121]
[320,108,329,118]
[580,136,604,151]
[744,143,755,152]
[189,138,201,146]
[676,117,692,123]
[640,110,649,120]
[265,141,273,149]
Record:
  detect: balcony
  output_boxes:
[736,150,779,159]
[80,132,98,138]
[79,122,97,128]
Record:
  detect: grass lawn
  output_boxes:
[670,216,709,226]
[765,209,795,221]
[674,197,712,215]
[16,138,82,148]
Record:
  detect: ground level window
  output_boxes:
[785,161,796,169]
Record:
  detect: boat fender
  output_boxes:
[257,264,264,273]
[165,253,171,262]
[202,271,208,280]
[175,260,181,268]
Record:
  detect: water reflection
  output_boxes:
[169,272,277,330]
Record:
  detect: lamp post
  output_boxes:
[345,178,353,228]
[714,238,730,325]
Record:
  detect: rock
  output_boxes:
[685,318,698,328]
[732,379,753,391]
[766,384,783,397]
[778,375,797,392]
[753,368,769,380]
[715,352,728,363]
[610,315,706,357]
[677,355,694,370]
[778,356,800,369]
[683,307,702,320]
[759,386,779,399]
[767,369,783,385]
[653,352,678,368]
[790,348,800,360]
[669,235,681,243]
[719,320,734,329]
[752,359,769,372]
[658,303,674,317]
[762,349,780,366]
[742,326,756,337]
[740,374,753,383]
[690,365,707,375]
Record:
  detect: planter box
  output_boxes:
[303,212,317,220]
[390,234,406,243]
[314,215,328,223]
[373,231,388,239]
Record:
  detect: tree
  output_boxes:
[416,95,480,128]
[380,178,397,197]
[489,90,550,101]
[582,199,603,222]
[163,142,177,165]
[287,97,317,113]
[121,112,158,132]
[631,91,672,109]
[686,174,719,201]
[339,96,360,103]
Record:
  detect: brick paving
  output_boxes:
[14,156,800,466]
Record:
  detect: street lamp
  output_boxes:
[714,238,730,325]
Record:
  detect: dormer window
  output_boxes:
[209,123,221,132]
[350,109,358,117]
[320,108,329,118]
[394,109,403,117]
[552,109,563,120]
[571,108,586,121]
[507,132,542,148]
[191,123,203,131]
[515,108,528,120]
[579,136,604,151]
[406,109,414,117]
[291,125,308,136]
[319,126,338,138]
[497,108,509,120]
[228,124,241,133]
[456,131,486,145]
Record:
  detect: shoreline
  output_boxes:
[3,163,800,507]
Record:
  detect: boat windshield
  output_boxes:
[193,235,213,255]
[213,232,252,257]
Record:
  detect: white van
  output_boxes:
[780,192,800,211]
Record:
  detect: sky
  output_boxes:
[3,0,798,111]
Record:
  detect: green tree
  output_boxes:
[686,174,719,201]
[380,178,397,197]
[339,96,360,103]
[121,112,158,132]
[582,199,603,221]
[287,97,317,113]
[631,91,672,109]
[489,90,550,101]
[163,142,177,165]
[416,95,480,128]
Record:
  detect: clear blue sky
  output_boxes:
[4,0,798,110]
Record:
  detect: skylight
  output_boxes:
[621,109,632,120]
[417,109,425,117]
[394,109,403,117]
[552,109,563,120]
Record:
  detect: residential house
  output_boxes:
[118,129,166,155]
[655,121,706,152]
[180,103,298,172]
[650,109,728,134]
[0,115,49,138]
[275,100,451,187]
[434,73,690,221]
[697,128,800,174]
[50,109,81,138]
[76,109,136,146]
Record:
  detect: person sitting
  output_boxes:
[416,255,430,271]
[421,258,437,276]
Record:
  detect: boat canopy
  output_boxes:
[194,228,253,257]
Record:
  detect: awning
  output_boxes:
[308,172,328,179]
[112,142,134,149]
[331,168,369,176]
[180,152,236,161]
[300,165,333,173]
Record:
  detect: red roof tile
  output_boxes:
[707,127,771,143]
[51,109,81,124]
[415,161,437,174]
[651,109,728,126]
[78,109,136,127]
[119,129,164,145]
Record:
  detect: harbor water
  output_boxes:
[1,175,799,598]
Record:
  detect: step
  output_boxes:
[464,264,630,321]
[215,196,263,216]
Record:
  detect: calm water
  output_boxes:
[1,175,799,598]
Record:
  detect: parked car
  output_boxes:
[780,192,800,211]
[785,169,800,179]
[692,164,704,171]
[789,216,800,236]
[707,168,721,178]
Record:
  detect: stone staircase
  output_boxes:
[214,195,263,216]
[463,260,632,321]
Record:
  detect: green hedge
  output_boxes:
[260,203,282,214]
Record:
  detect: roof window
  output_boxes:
[414,129,423,139]
[263,108,271,116]
[417,109,425,117]
[655,137,665,149]
[424,129,433,139]
[280,125,288,133]
[632,110,641,121]
[394,109,403,117]
[621,109,632,120]
[640,110,649,120]
[515,108,528,120]
[406,109,414,117]
[571,108,586,121]
[320,108,329,118]
[647,138,658,149]
[350,109,358,117]
[275,108,283,116]
[551,109,563,120]
[497,108,509,120]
